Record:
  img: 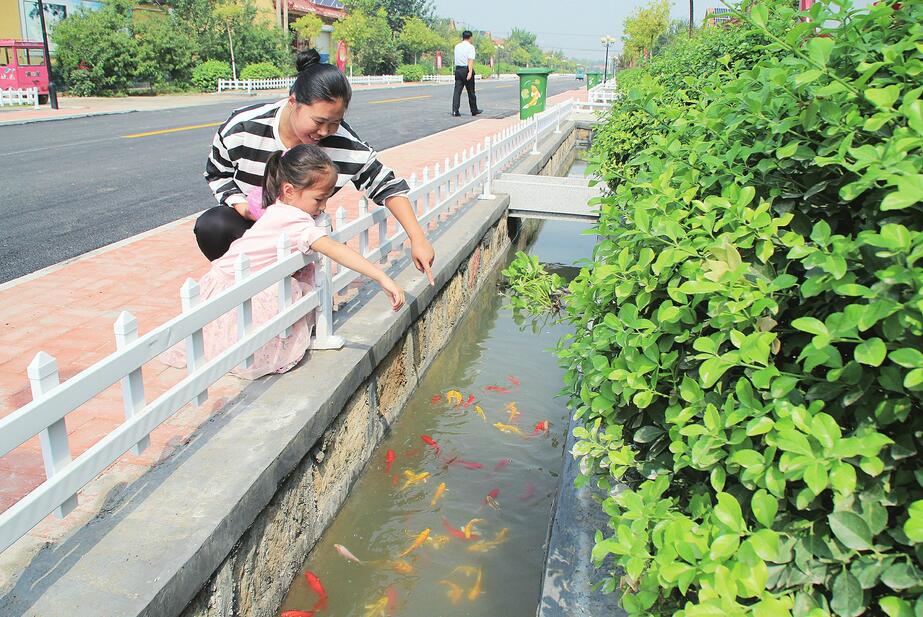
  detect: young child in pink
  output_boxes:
[161,144,404,379]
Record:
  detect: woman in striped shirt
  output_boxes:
[196,49,435,283]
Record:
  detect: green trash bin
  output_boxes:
[516,68,553,120]
[586,71,602,90]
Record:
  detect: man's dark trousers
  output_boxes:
[452,66,478,115]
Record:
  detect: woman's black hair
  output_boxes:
[262,144,337,209]
[291,48,352,107]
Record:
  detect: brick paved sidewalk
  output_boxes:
[0,88,585,561]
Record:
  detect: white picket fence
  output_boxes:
[217,74,404,93]
[587,80,619,104]
[0,87,40,109]
[0,98,577,554]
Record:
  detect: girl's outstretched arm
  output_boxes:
[310,236,405,310]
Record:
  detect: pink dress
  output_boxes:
[161,202,328,379]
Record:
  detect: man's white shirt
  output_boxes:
[454,40,476,67]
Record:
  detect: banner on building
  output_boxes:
[336,40,347,72]
[435,51,442,70]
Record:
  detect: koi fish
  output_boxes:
[507,375,520,388]
[446,390,463,405]
[493,458,511,473]
[493,421,523,435]
[364,596,389,617]
[400,469,430,491]
[518,482,536,501]
[484,385,512,394]
[442,517,481,541]
[303,571,327,610]
[281,611,315,617]
[403,447,422,458]
[451,459,483,470]
[431,482,447,506]
[427,534,451,549]
[462,394,476,408]
[485,487,500,509]
[505,402,520,424]
[463,518,483,540]
[431,394,442,404]
[421,434,441,455]
[439,579,464,604]
[468,567,484,600]
[385,449,395,474]
[399,528,430,557]
[473,405,486,421]
[468,528,510,553]
[532,420,550,435]
[334,543,363,564]
[384,559,413,573]
[385,586,398,612]
[391,474,398,487]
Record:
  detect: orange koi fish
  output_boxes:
[453,459,483,470]
[399,528,430,557]
[493,458,511,473]
[391,474,398,487]
[385,586,398,612]
[420,434,441,455]
[462,394,476,408]
[334,543,364,564]
[468,528,510,553]
[453,566,484,600]
[519,482,536,501]
[427,534,451,549]
[507,375,520,388]
[385,449,395,474]
[400,469,430,491]
[446,389,463,405]
[431,394,442,404]
[439,579,464,604]
[384,559,413,573]
[532,420,550,435]
[364,596,389,617]
[282,611,315,617]
[303,571,327,610]
[505,402,520,424]
[493,421,523,435]
[484,488,500,509]
[484,385,512,394]
[463,518,484,539]
[473,404,487,421]
[442,517,481,541]
[431,482,447,506]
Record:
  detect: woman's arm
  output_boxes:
[384,195,435,285]
[310,236,405,310]
[205,122,252,218]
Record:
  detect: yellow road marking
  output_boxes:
[368,94,432,105]
[122,121,223,139]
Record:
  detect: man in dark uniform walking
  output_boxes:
[452,30,483,117]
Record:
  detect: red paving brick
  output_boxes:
[0,88,585,544]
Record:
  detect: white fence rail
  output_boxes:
[0,98,577,554]
[0,87,40,109]
[218,74,404,93]
[587,80,619,104]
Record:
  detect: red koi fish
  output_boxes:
[385,586,398,612]
[421,434,441,455]
[519,482,537,501]
[442,517,481,541]
[304,571,328,610]
[385,449,395,474]
[282,611,315,617]
[451,459,483,470]
[403,447,422,458]
[494,458,511,473]
[485,487,500,509]
[484,385,512,394]
[533,420,550,435]
[507,375,520,389]
[462,394,476,408]
[391,474,398,487]
[431,394,442,404]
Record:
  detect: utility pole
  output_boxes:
[35,0,58,109]
[689,0,694,36]
[601,35,615,83]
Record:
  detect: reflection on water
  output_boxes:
[278,221,595,617]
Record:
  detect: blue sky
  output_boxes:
[431,0,728,61]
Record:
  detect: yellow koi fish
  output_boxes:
[400,469,430,491]
[468,567,484,600]
[493,421,523,435]
[446,389,463,405]
[439,579,464,604]
[505,402,520,424]
[431,482,447,506]
[467,527,510,553]
[364,595,389,617]
[384,559,413,574]
[399,528,430,557]
[463,518,483,540]
[427,534,451,549]
[473,404,486,421]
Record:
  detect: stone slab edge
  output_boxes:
[2,125,576,617]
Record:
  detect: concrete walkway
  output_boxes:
[0,88,586,578]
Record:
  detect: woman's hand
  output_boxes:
[380,276,405,311]
[410,235,436,285]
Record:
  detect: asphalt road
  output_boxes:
[0,79,580,284]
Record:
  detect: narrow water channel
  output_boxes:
[278,216,595,617]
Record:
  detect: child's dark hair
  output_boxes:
[291,49,352,107]
[262,145,337,209]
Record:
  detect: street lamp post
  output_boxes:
[496,44,503,79]
[35,0,58,109]
[601,35,616,83]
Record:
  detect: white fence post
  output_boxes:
[114,312,149,455]
[311,213,345,350]
[180,279,208,406]
[277,233,293,339]
[29,352,78,518]
[531,116,540,155]
[480,135,495,199]
[358,198,370,256]
[235,254,254,370]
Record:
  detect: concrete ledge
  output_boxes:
[494,173,602,221]
[1,125,579,617]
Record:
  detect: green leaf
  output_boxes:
[830,461,857,495]
[890,348,923,369]
[751,3,769,27]
[881,562,922,591]
[903,99,923,134]
[777,141,799,159]
[829,511,873,551]
[804,463,828,495]
[714,492,746,533]
[807,36,834,67]
[811,413,841,448]
[905,369,923,390]
[831,570,864,617]
[709,533,740,561]
[751,489,778,528]
[882,175,923,210]
[879,597,913,617]
[699,358,732,389]
[855,338,887,366]
[866,85,901,109]
[794,68,822,87]
[792,317,828,336]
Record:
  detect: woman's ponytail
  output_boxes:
[290,48,351,107]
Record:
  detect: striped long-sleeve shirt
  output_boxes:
[205,99,409,209]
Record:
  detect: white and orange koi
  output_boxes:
[334,543,364,564]
[400,469,430,491]
[439,579,464,604]
[398,528,430,557]
[431,482,447,506]
[427,534,451,549]
[445,389,463,405]
[493,421,523,435]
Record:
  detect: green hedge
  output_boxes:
[396,63,425,82]
[240,62,282,80]
[192,60,232,91]
[509,0,923,615]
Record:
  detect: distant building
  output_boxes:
[255,0,346,61]
[704,6,734,27]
